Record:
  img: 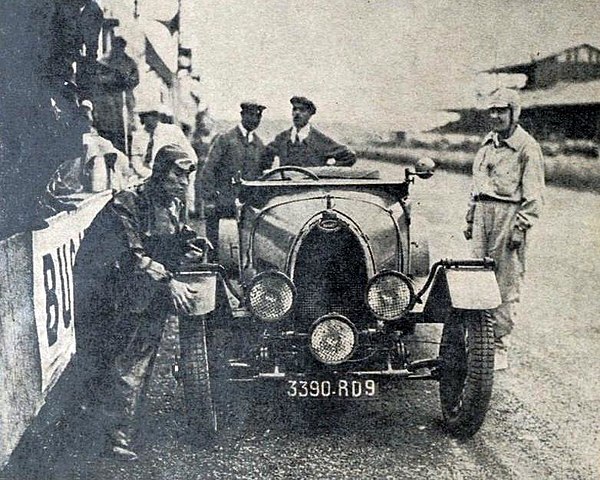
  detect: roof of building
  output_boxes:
[482,43,600,74]
[518,79,600,108]
[446,79,600,112]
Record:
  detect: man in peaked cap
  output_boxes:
[464,87,545,371]
[74,143,205,460]
[262,96,356,168]
[199,100,270,258]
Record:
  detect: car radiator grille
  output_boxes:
[292,224,369,331]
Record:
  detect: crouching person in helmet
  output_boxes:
[463,87,545,371]
[74,143,205,461]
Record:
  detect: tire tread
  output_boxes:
[439,310,495,438]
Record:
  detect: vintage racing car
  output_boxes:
[176,160,501,442]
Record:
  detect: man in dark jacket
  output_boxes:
[93,36,139,154]
[200,101,269,255]
[262,96,356,168]
[74,143,203,460]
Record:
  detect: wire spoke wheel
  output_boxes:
[438,310,494,438]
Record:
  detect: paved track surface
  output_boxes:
[2,159,599,479]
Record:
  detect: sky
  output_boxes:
[182,0,600,132]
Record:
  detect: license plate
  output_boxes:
[286,379,377,398]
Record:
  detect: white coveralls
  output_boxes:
[466,125,545,340]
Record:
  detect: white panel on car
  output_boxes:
[445,269,502,310]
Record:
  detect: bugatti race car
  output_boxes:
[176,160,501,442]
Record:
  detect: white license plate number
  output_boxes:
[286,379,377,398]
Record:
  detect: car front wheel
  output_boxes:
[179,313,221,444]
[438,309,494,438]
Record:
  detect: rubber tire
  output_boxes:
[438,310,494,438]
[179,314,220,444]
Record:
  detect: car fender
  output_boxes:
[218,218,240,275]
[422,267,501,322]
[408,214,430,277]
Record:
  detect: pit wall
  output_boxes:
[0,192,111,467]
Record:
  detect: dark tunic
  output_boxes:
[262,126,356,168]
[74,182,192,428]
[200,126,269,217]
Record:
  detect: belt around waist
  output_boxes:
[473,194,520,204]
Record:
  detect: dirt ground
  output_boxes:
[2,160,599,479]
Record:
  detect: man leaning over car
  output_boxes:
[262,96,356,168]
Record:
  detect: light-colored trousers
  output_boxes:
[471,201,526,340]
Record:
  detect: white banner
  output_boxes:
[32,193,111,393]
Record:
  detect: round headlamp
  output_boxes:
[246,271,295,322]
[366,271,415,321]
[309,314,357,365]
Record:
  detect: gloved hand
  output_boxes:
[463,223,473,240]
[183,237,214,261]
[183,243,204,260]
[191,237,213,252]
[168,278,198,315]
[508,227,526,250]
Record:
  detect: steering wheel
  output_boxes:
[259,166,320,181]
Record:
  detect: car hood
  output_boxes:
[241,189,408,275]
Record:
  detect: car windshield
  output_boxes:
[260,166,381,181]
[307,166,380,179]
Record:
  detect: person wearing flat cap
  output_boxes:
[199,101,270,257]
[464,87,545,371]
[73,143,206,460]
[262,96,356,168]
